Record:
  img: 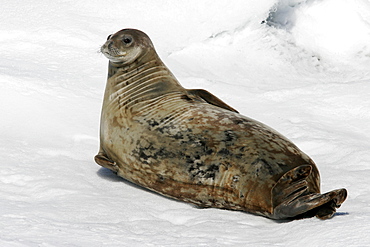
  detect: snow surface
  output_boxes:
[1,0,370,246]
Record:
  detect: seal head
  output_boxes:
[101,29,154,65]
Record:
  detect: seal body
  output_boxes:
[96,29,347,220]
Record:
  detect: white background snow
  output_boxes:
[1,0,370,246]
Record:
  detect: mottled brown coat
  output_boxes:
[95,29,347,219]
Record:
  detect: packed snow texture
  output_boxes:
[1,0,370,246]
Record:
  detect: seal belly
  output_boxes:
[102,94,319,216]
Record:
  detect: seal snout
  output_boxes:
[100,40,127,62]
[107,41,127,56]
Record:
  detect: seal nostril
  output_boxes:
[107,34,112,40]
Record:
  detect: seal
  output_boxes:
[95,28,347,220]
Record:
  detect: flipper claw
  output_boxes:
[94,153,118,172]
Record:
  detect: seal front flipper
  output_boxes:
[187,89,239,113]
[94,152,119,173]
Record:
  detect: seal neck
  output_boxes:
[105,50,184,105]
[107,49,182,89]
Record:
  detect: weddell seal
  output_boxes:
[95,28,347,220]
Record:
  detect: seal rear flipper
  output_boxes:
[271,164,313,219]
[312,188,347,219]
[272,165,312,206]
[187,89,239,113]
[272,187,348,220]
[94,152,119,173]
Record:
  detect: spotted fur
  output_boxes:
[95,29,347,220]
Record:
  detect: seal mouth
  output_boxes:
[104,53,127,63]
[100,45,127,62]
[107,52,127,58]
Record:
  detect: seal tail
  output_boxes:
[271,165,347,220]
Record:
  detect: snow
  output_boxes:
[1,0,370,246]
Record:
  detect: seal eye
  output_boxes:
[123,36,132,44]
[107,34,112,40]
